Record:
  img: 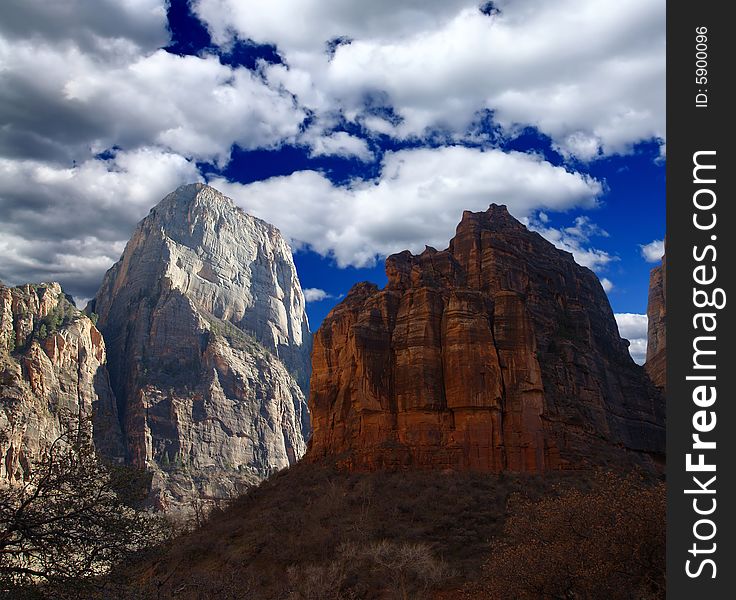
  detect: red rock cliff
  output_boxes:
[308,205,664,472]
[644,255,666,390]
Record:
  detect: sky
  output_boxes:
[0,0,665,363]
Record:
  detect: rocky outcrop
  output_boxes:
[645,255,666,390]
[0,283,124,483]
[308,205,665,472]
[91,183,311,510]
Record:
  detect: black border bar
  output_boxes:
[667,2,735,597]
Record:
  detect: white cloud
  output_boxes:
[640,239,664,262]
[196,0,665,159]
[0,1,165,164]
[600,278,614,293]
[614,313,648,364]
[362,116,399,136]
[307,131,372,161]
[655,141,666,164]
[69,51,304,165]
[208,145,602,267]
[0,0,168,53]
[555,132,602,162]
[0,40,305,166]
[527,215,616,272]
[0,0,311,299]
[0,148,200,300]
[303,288,332,303]
[564,216,609,241]
[194,0,471,53]
[0,0,664,305]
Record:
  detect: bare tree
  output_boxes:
[0,428,170,597]
[366,540,449,600]
[286,539,449,600]
[286,541,361,600]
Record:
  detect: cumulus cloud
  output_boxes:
[0,0,663,305]
[614,313,648,364]
[0,39,304,166]
[0,0,168,52]
[303,288,333,303]
[0,1,164,164]
[527,215,616,272]
[195,0,665,159]
[0,148,200,300]
[640,239,664,262]
[307,131,373,161]
[600,278,614,293]
[208,146,602,267]
[194,0,471,53]
[0,0,305,298]
[655,141,666,164]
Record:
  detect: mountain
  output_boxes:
[90,183,311,511]
[0,282,124,482]
[308,205,665,472]
[645,255,666,390]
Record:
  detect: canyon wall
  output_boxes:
[308,205,665,472]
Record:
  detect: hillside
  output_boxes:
[107,462,664,600]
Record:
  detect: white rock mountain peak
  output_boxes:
[91,183,312,511]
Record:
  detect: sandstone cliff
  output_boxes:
[645,255,666,390]
[0,283,124,483]
[308,205,664,472]
[91,183,311,510]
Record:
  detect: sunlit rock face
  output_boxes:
[92,184,311,510]
[308,205,664,473]
[0,282,124,484]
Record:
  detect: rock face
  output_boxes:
[0,283,124,483]
[645,255,666,390]
[308,205,664,472]
[91,183,311,510]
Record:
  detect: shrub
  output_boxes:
[286,540,449,600]
[478,472,665,600]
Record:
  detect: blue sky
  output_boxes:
[0,0,665,362]
[294,139,665,329]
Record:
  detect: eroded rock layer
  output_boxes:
[308,205,664,472]
[645,256,666,390]
[0,282,124,483]
[91,184,311,510]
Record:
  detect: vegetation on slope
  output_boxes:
[102,463,664,600]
